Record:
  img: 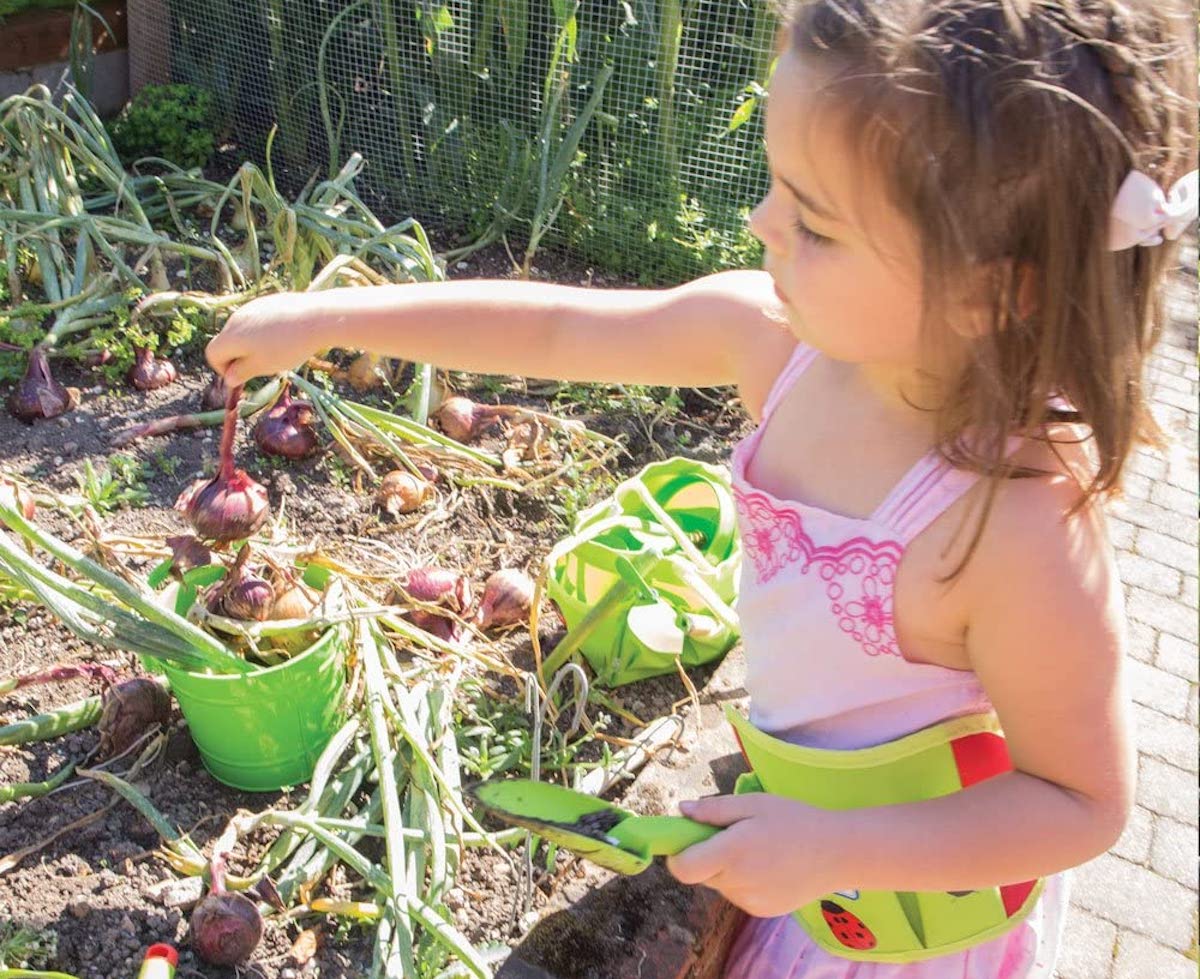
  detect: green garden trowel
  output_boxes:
[469,779,719,875]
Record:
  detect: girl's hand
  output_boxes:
[206,292,325,386]
[665,793,837,917]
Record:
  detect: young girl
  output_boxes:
[206,1,1196,975]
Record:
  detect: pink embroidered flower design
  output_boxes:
[735,484,903,658]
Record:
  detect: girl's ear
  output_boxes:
[950,260,1038,338]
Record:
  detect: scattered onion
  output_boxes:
[388,566,472,643]
[375,470,432,517]
[98,677,171,758]
[189,854,263,966]
[431,396,505,443]
[476,568,535,631]
[127,346,178,391]
[8,346,77,422]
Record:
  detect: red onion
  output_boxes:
[0,477,35,519]
[389,566,472,643]
[477,568,535,631]
[98,677,171,758]
[190,854,263,966]
[8,346,77,422]
[175,384,270,543]
[432,396,506,443]
[253,382,319,459]
[200,373,229,412]
[375,470,432,517]
[165,535,212,577]
[127,346,178,391]
[206,548,273,621]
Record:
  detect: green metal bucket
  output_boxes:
[150,563,349,792]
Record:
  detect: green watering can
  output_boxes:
[543,458,741,686]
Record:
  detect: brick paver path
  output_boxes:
[1055,246,1199,978]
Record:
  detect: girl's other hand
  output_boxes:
[665,793,836,917]
[206,291,324,386]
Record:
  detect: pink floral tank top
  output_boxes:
[732,343,1000,750]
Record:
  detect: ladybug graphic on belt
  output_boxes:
[820,899,877,950]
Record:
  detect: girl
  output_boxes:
[205,1,1197,975]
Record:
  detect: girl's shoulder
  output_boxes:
[682,270,797,424]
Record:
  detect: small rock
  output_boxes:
[119,913,136,933]
[57,417,71,428]
[175,269,188,279]
[445,887,464,910]
[281,970,297,979]
[456,261,470,270]
[69,898,92,918]
[62,441,78,454]
[519,910,539,931]
[53,456,63,466]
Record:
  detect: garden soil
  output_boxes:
[0,244,754,978]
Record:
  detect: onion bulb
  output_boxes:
[432,396,507,443]
[98,677,171,758]
[388,566,472,643]
[253,382,319,459]
[8,346,77,422]
[205,547,273,621]
[476,568,535,631]
[189,854,263,966]
[175,384,270,543]
[127,346,178,391]
[200,373,229,412]
[375,470,432,517]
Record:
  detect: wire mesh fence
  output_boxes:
[131,0,776,282]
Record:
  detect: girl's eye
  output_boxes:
[793,216,832,246]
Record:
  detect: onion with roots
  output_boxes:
[388,566,472,643]
[476,568,535,631]
[189,853,263,966]
[175,384,270,543]
[253,382,319,459]
[8,346,77,422]
[127,346,178,391]
[98,677,171,758]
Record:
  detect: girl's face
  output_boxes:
[749,51,937,370]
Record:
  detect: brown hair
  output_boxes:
[784,0,1196,571]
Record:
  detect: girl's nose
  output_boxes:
[748,194,785,255]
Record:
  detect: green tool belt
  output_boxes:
[727,707,1044,963]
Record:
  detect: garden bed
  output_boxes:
[0,237,754,978]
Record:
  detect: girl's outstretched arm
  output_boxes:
[669,468,1134,915]
[205,270,792,391]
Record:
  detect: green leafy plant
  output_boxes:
[0,920,58,969]
[74,456,150,513]
[108,83,218,169]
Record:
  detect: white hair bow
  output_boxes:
[1109,169,1198,251]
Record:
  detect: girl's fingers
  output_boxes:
[680,793,763,827]
[665,833,732,885]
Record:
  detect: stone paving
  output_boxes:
[1056,246,1199,979]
